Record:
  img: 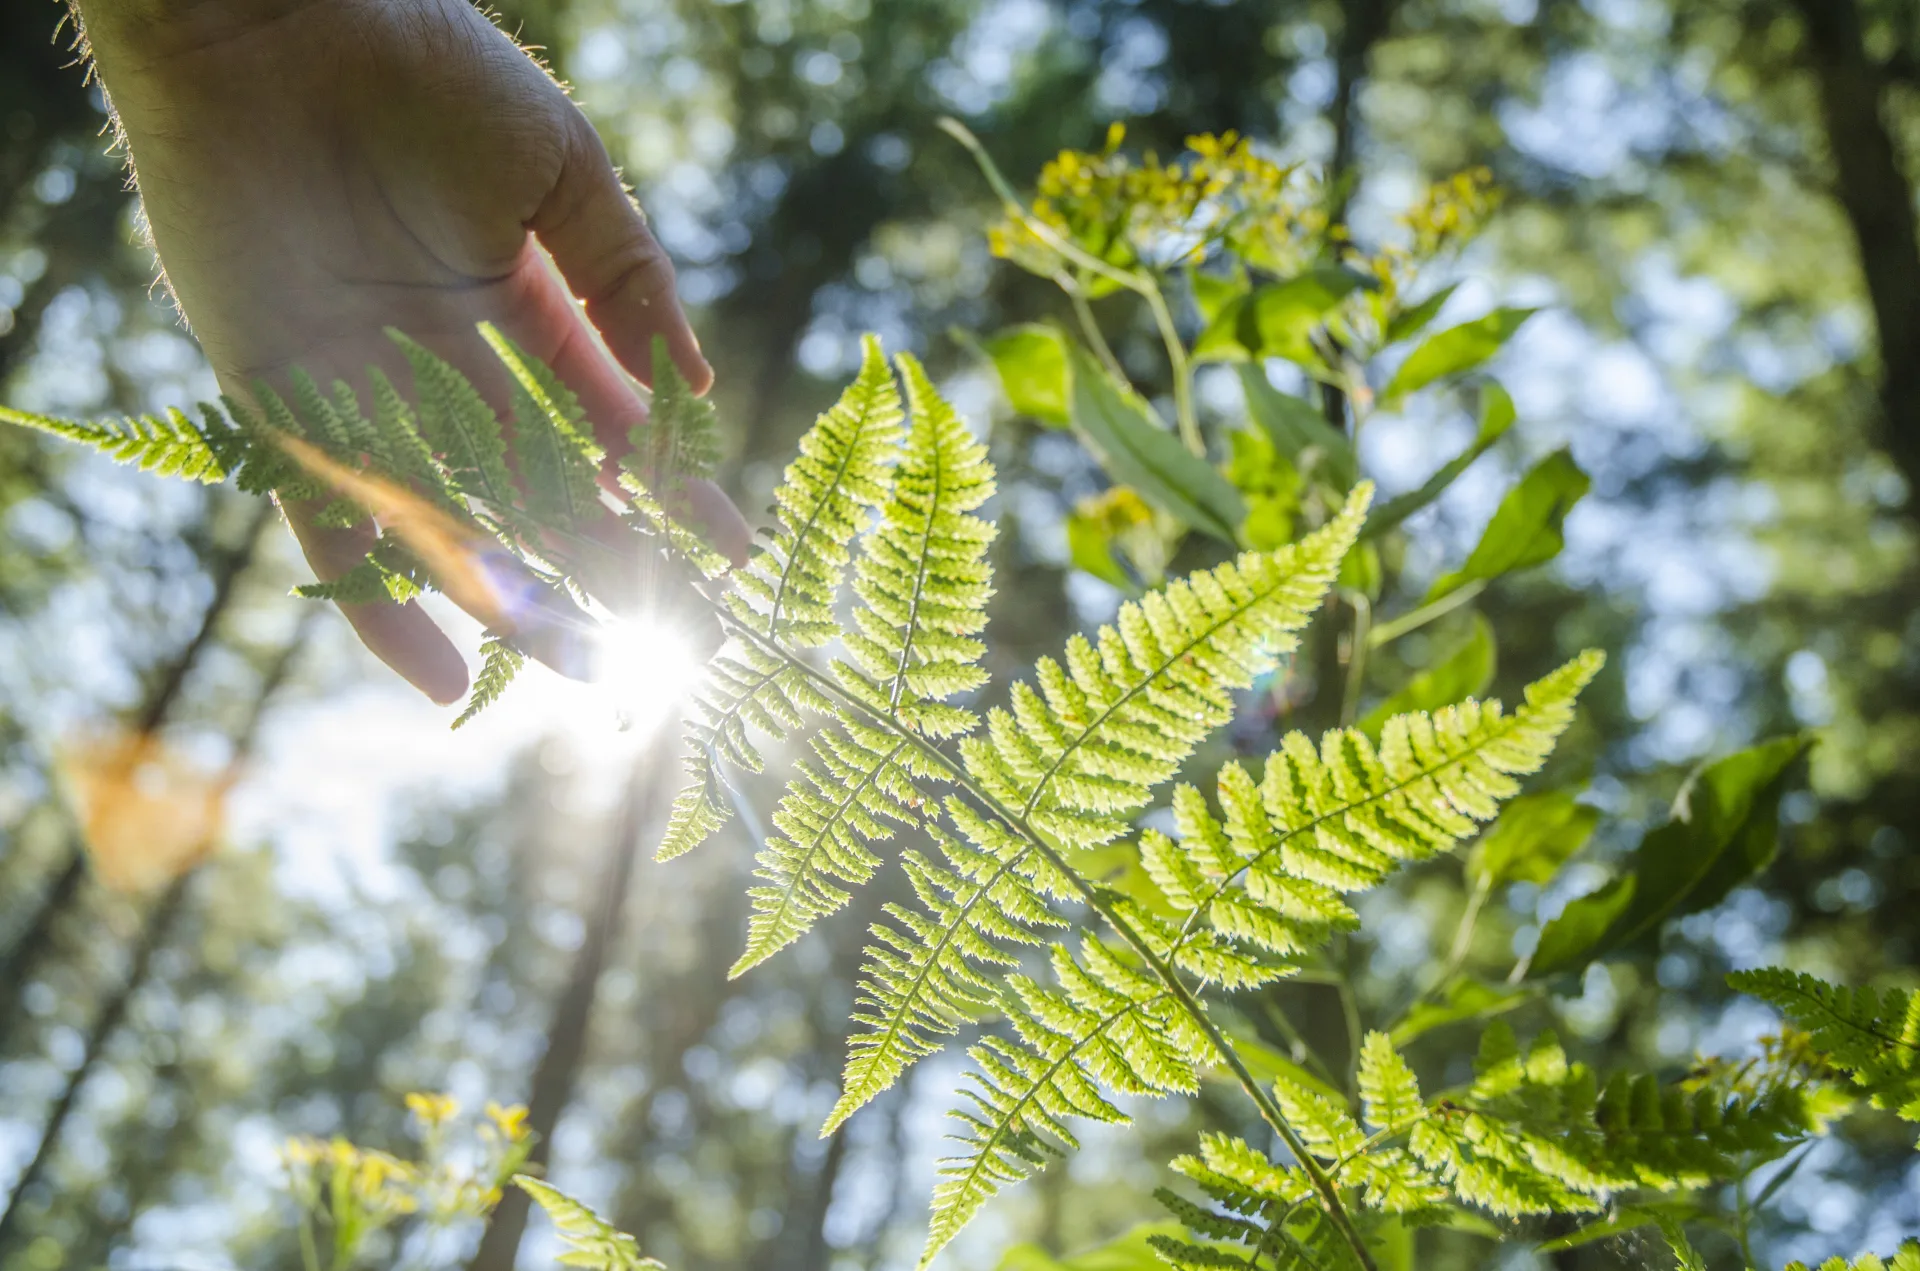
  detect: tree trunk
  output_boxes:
[468,747,668,1271]
[1791,0,1920,518]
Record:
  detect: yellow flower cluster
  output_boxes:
[989,127,1318,280]
[281,1137,421,1217]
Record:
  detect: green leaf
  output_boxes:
[1427,448,1589,602]
[981,324,1071,427]
[1389,978,1531,1046]
[1067,509,1135,588]
[1383,306,1537,404]
[1469,789,1599,887]
[1537,1201,1702,1253]
[998,1222,1187,1271]
[1363,381,1516,540]
[1236,365,1356,488]
[1530,876,1635,979]
[513,1176,662,1271]
[1195,267,1371,367]
[1068,344,1245,543]
[1384,281,1462,346]
[1358,613,1496,738]
[1188,268,1249,326]
[1530,734,1812,976]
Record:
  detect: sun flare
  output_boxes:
[592,616,704,734]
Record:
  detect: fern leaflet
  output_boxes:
[513,1176,663,1270]
[1730,968,1920,1121]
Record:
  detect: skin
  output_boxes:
[72,0,750,703]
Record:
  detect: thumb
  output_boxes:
[532,112,712,395]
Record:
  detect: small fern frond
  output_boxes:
[836,352,997,737]
[656,644,835,861]
[1152,1133,1351,1271]
[0,403,231,482]
[1730,968,1920,1120]
[1787,1242,1920,1271]
[390,329,518,513]
[963,484,1370,857]
[825,805,1071,1134]
[923,937,1216,1265]
[513,1176,663,1271]
[635,333,721,490]
[727,335,904,646]
[482,324,606,532]
[453,636,526,729]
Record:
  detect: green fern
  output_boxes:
[730,352,997,974]
[0,403,232,482]
[1787,1243,1920,1271]
[454,637,527,729]
[1730,968,1920,1121]
[513,1176,663,1270]
[631,333,721,491]
[482,324,606,533]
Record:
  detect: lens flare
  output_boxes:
[593,618,702,733]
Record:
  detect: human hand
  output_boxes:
[75,0,749,703]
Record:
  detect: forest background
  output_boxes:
[0,0,1916,1269]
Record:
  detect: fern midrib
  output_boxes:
[765,387,890,638]
[1768,981,1920,1058]
[744,735,911,970]
[887,430,946,713]
[940,986,1173,1226]
[709,605,1380,1271]
[1015,557,1305,821]
[1178,707,1538,943]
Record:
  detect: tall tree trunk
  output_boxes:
[1791,0,1920,518]
[0,501,274,1047]
[468,747,668,1271]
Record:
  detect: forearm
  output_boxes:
[71,0,332,87]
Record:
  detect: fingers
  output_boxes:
[532,112,712,395]
[280,500,470,706]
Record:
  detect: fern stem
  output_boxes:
[707,608,1379,1271]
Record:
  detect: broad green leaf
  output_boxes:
[1236,364,1356,488]
[1389,978,1531,1046]
[1226,427,1302,550]
[1194,267,1372,367]
[1066,508,1134,588]
[1383,306,1537,403]
[1385,281,1462,345]
[1358,613,1496,738]
[1529,875,1634,980]
[1529,734,1813,976]
[1363,381,1516,540]
[1068,345,1245,543]
[1426,447,1589,602]
[1214,1016,1346,1104]
[1537,1201,1702,1253]
[998,1223,1186,1271]
[1188,267,1249,325]
[1469,789,1599,887]
[981,324,1070,426]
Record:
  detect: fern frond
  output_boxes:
[965,484,1370,858]
[453,636,526,729]
[824,805,1069,1135]
[513,1176,664,1271]
[482,324,605,532]
[729,355,997,972]
[1730,968,1920,1120]
[924,937,1215,1264]
[1151,1133,1354,1271]
[391,329,518,513]
[655,643,835,861]
[726,334,904,646]
[635,333,721,490]
[0,403,231,482]
[1787,1243,1920,1271]
[836,352,997,737]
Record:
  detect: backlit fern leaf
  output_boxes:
[963,485,1370,853]
[633,333,721,491]
[482,324,605,532]
[453,636,526,730]
[391,329,518,515]
[731,353,997,974]
[725,333,904,647]
[924,937,1217,1264]
[658,338,903,860]
[1151,1133,1355,1271]
[0,403,231,482]
[513,1176,663,1271]
[828,500,1370,1139]
[1787,1243,1920,1271]
[1730,968,1920,1120]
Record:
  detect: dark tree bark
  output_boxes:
[1790,0,1920,518]
[468,751,668,1271]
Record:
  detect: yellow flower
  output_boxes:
[404,1091,460,1129]
[485,1101,531,1141]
